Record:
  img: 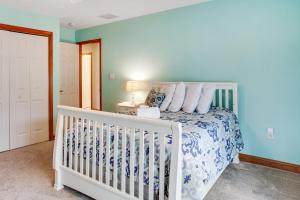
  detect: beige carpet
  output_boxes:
[0,141,87,200]
[0,141,299,200]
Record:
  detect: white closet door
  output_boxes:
[59,42,79,107]
[10,32,49,149]
[9,32,31,149]
[0,30,10,152]
[29,34,49,144]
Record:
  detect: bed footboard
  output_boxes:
[53,106,182,200]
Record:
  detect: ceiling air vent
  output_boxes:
[99,13,118,20]
[70,0,84,4]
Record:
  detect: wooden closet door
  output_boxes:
[9,32,31,149]
[0,30,10,152]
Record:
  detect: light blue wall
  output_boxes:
[1,1,299,165]
[60,27,76,43]
[76,0,300,165]
[0,5,60,131]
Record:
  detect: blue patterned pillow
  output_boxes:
[145,88,166,107]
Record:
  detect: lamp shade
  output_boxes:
[126,81,148,92]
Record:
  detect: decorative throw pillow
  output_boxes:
[168,82,186,112]
[182,83,203,113]
[159,84,176,111]
[145,88,166,107]
[196,84,216,114]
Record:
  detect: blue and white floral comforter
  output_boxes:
[160,108,243,199]
[67,107,243,200]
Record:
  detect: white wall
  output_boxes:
[82,43,100,110]
[82,54,92,109]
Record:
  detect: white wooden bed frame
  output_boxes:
[53,82,239,200]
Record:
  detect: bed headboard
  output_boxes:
[152,82,238,116]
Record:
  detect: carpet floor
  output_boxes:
[0,141,299,200]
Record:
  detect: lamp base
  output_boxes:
[130,93,135,106]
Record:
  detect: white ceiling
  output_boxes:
[0,0,209,29]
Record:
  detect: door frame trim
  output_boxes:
[0,23,54,140]
[77,39,102,111]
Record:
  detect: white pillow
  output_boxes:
[182,83,203,113]
[159,84,176,111]
[168,82,186,112]
[196,84,216,114]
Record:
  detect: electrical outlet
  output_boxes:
[267,128,274,139]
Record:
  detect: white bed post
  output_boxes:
[169,122,182,200]
[53,111,64,191]
[233,154,240,164]
[232,83,240,164]
[232,83,238,117]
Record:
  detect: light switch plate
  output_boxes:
[267,128,274,139]
[109,72,115,80]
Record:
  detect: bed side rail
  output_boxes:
[53,106,182,200]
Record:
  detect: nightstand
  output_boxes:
[116,101,143,114]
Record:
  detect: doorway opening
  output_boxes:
[78,39,102,111]
[81,53,92,109]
